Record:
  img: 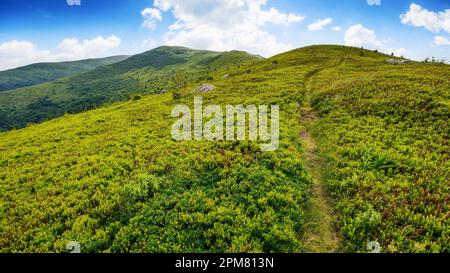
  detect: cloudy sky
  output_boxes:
[0,0,449,71]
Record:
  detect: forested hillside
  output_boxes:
[0,46,259,131]
[0,56,128,92]
[0,45,448,253]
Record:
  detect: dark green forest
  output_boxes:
[0,55,128,92]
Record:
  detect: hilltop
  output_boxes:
[0,56,129,92]
[0,45,448,253]
[0,46,259,131]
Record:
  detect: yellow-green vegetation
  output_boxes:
[307,46,450,252]
[0,46,259,131]
[0,45,448,253]
[0,47,314,253]
[300,101,340,253]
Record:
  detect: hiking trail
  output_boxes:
[300,65,341,253]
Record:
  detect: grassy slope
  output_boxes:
[306,46,450,252]
[0,46,259,131]
[300,86,341,252]
[0,45,448,253]
[0,46,313,253]
[0,56,129,92]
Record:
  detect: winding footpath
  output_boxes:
[300,65,341,253]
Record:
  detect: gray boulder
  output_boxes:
[193,84,216,93]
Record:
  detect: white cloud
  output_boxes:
[400,4,450,34]
[257,7,305,26]
[344,24,408,58]
[367,0,381,6]
[0,41,52,71]
[0,35,121,71]
[57,35,121,59]
[434,36,450,46]
[344,24,383,49]
[331,26,342,32]
[390,48,407,57]
[141,39,161,50]
[308,18,332,31]
[147,0,305,57]
[141,8,163,30]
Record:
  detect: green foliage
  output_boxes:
[307,46,450,252]
[0,56,128,92]
[0,46,258,131]
[0,47,312,253]
[131,95,142,101]
[0,45,448,253]
[172,72,187,100]
[361,148,395,171]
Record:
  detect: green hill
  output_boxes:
[0,46,259,131]
[0,56,129,92]
[0,45,448,253]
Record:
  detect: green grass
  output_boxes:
[0,56,129,92]
[306,47,450,252]
[0,46,259,131]
[0,46,312,253]
[0,45,448,253]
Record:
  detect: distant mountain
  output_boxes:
[0,46,259,131]
[0,56,129,92]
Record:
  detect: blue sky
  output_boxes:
[0,0,449,70]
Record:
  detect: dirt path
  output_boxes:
[300,68,341,253]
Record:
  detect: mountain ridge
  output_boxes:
[0,46,259,131]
